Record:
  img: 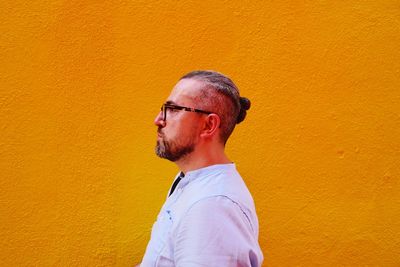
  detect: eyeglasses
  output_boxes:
[160,103,212,121]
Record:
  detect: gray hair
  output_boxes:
[180,70,251,144]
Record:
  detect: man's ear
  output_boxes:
[200,114,220,138]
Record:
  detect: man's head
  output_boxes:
[180,70,251,143]
[154,70,251,162]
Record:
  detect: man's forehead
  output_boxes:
[167,78,204,103]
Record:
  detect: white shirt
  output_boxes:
[140,163,263,267]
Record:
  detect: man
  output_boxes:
[138,70,263,266]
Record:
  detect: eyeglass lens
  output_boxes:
[160,104,166,121]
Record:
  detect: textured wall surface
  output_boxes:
[1,0,399,266]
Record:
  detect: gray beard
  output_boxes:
[155,138,195,162]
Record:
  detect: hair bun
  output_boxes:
[240,97,251,110]
[236,97,251,124]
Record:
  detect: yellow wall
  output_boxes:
[1,0,399,266]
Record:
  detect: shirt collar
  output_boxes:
[179,163,236,188]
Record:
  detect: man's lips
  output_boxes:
[157,129,164,138]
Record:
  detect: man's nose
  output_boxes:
[154,111,166,127]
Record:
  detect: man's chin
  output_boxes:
[155,144,164,158]
[155,144,172,161]
[155,140,194,162]
[155,147,179,162]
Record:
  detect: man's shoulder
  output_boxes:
[171,172,257,225]
[185,167,254,207]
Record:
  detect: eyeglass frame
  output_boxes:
[160,103,213,121]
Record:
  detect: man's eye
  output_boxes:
[168,108,179,113]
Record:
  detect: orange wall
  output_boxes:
[1,1,399,266]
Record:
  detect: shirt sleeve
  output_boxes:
[174,196,262,267]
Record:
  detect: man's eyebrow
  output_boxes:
[165,100,177,105]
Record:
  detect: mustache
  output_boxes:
[157,128,164,136]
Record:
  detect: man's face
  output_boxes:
[154,78,205,162]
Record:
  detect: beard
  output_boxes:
[155,130,196,162]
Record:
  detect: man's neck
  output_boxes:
[175,148,231,174]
